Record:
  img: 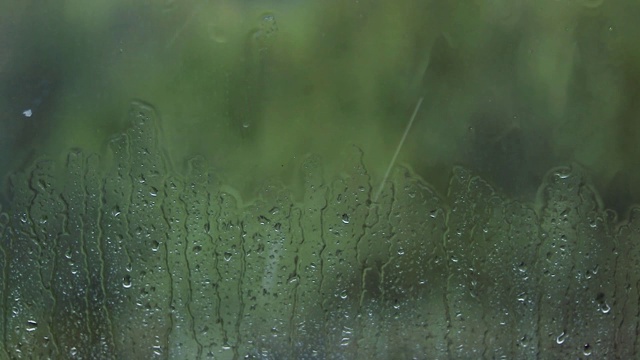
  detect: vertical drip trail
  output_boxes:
[442,175,454,357]
[209,190,227,352]
[75,153,93,354]
[318,187,329,321]
[93,155,115,356]
[160,216,174,356]
[378,182,397,306]
[287,206,302,353]
[180,185,202,358]
[235,220,248,360]
[0,211,8,359]
[203,185,223,355]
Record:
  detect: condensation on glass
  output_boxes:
[0,101,636,359]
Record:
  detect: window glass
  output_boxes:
[0,1,637,358]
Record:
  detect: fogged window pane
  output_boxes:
[1,1,639,359]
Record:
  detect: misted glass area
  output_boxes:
[0,1,639,359]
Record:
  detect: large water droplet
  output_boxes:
[123,275,132,288]
[224,252,233,261]
[341,213,350,224]
[554,168,571,180]
[26,320,38,332]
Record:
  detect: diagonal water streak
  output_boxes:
[374,97,424,202]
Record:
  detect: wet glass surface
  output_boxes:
[1,1,639,358]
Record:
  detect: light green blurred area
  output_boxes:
[1,0,637,213]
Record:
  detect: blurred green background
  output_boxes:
[2,0,639,214]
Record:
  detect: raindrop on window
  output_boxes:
[26,320,38,332]
[123,275,132,289]
[224,252,233,261]
[341,213,350,224]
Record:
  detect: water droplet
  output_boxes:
[339,290,348,299]
[556,331,566,344]
[70,347,78,356]
[341,214,350,224]
[26,320,38,332]
[554,168,571,180]
[151,240,160,252]
[123,275,132,288]
[600,302,611,314]
[397,247,405,255]
[583,343,592,356]
[224,252,233,261]
[152,345,162,356]
[193,245,202,253]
